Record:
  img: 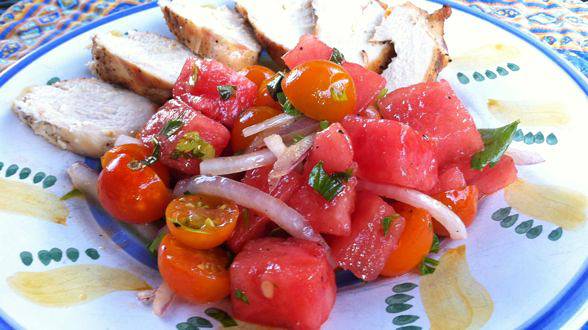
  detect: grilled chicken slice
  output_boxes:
[161,0,261,71]
[13,78,156,158]
[90,31,193,104]
[312,0,393,72]
[235,0,315,65]
[373,3,451,91]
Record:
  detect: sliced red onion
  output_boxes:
[242,113,296,137]
[152,282,175,316]
[358,180,467,240]
[114,134,141,147]
[67,162,99,201]
[506,148,545,166]
[268,134,314,186]
[263,134,287,157]
[173,175,327,248]
[199,149,276,175]
[246,117,319,152]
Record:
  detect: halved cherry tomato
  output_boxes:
[231,106,283,152]
[254,76,281,110]
[380,203,433,277]
[282,60,356,121]
[97,144,171,224]
[165,194,239,249]
[432,185,479,236]
[158,234,230,303]
[240,65,275,87]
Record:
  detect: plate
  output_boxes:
[0,1,587,329]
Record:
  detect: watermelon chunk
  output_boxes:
[288,177,357,236]
[341,116,438,191]
[451,155,517,196]
[231,237,336,330]
[327,191,405,281]
[140,98,230,175]
[378,80,484,165]
[282,35,386,113]
[428,166,466,195]
[227,165,303,252]
[173,57,257,127]
[305,122,354,174]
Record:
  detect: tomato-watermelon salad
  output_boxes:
[72,34,519,329]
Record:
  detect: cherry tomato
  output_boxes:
[380,203,433,277]
[97,144,171,224]
[158,235,230,303]
[240,65,275,87]
[282,60,356,121]
[432,185,479,237]
[231,106,282,152]
[254,77,281,110]
[166,194,239,249]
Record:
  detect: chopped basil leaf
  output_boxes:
[276,92,301,116]
[330,48,345,64]
[382,214,400,236]
[266,72,285,101]
[377,87,388,100]
[160,119,184,137]
[235,289,249,304]
[471,120,520,170]
[430,234,440,253]
[308,162,351,201]
[332,168,353,182]
[331,87,348,102]
[174,132,215,159]
[147,231,166,255]
[217,85,236,100]
[419,257,439,275]
[319,120,330,130]
[60,189,83,201]
[292,134,305,143]
[127,137,161,170]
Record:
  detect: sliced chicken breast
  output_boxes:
[235,0,315,65]
[373,3,451,91]
[312,0,393,72]
[13,78,156,158]
[90,31,193,104]
[161,0,261,71]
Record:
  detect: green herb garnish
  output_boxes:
[430,234,440,253]
[127,137,161,170]
[377,87,388,100]
[60,189,83,201]
[471,120,520,170]
[382,214,400,236]
[173,132,215,160]
[419,257,439,275]
[331,87,348,102]
[266,72,285,101]
[319,120,330,130]
[308,162,351,201]
[292,134,305,143]
[147,231,166,255]
[235,289,249,304]
[160,119,184,137]
[276,92,301,116]
[329,48,345,64]
[217,85,236,100]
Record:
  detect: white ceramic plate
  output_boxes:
[0,1,587,329]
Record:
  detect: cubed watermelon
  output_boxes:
[428,166,466,195]
[227,165,303,252]
[173,57,257,127]
[341,116,438,191]
[140,98,230,175]
[305,122,354,174]
[377,80,484,166]
[450,155,517,196]
[231,237,336,330]
[288,177,357,236]
[327,191,405,281]
[282,35,386,113]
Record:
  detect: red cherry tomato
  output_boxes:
[282,60,356,121]
[97,144,171,224]
[432,185,479,236]
[231,106,283,152]
[158,235,230,303]
[240,65,275,87]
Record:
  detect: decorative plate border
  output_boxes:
[0,1,586,329]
